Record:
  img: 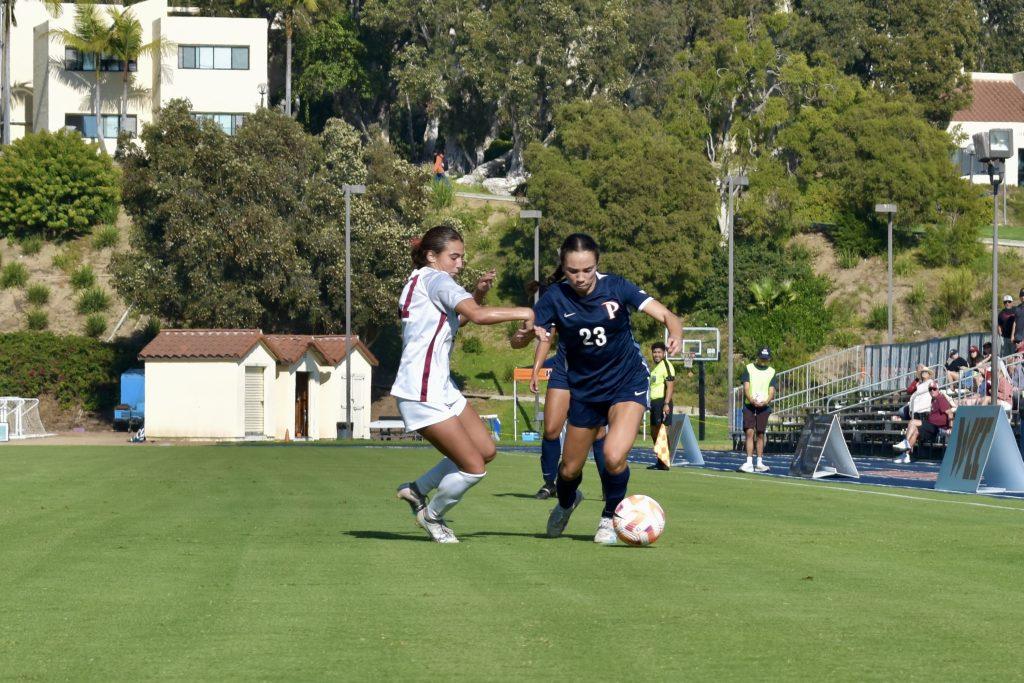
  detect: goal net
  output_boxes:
[0,397,50,440]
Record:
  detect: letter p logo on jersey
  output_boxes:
[602,302,620,319]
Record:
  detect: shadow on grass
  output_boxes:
[343,530,594,542]
[491,492,539,499]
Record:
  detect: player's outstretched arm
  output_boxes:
[640,299,684,356]
[455,298,534,327]
[510,321,535,349]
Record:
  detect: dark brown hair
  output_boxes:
[412,225,464,267]
[546,233,601,284]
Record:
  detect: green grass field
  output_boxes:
[4,444,1024,679]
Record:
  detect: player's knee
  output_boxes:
[480,442,497,463]
[559,460,582,479]
[543,425,562,441]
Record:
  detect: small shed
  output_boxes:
[139,329,378,440]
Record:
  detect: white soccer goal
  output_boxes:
[0,397,50,440]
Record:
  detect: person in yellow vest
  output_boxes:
[739,347,778,473]
[647,342,676,470]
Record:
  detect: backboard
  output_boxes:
[666,327,720,363]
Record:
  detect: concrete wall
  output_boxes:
[144,344,276,439]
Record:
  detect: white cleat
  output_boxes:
[754,462,770,473]
[737,461,755,473]
[416,507,459,543]
[546,490,584,538]
[594,516,617,545]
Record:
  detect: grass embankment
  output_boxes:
[3,445,1024,679]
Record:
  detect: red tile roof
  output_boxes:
[140,329,379,366]
[138,329,264,360]
[952,78,1024,122]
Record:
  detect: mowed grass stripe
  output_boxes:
[2,445,1023,680]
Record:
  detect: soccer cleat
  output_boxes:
[594,516,617,545]
[892,439,910,452]
[546,490,584,538]
[534,482,556,500]
[396,482,427,515]
[754,461,770,473]
[416,507,459,543]
[737,461,755,473]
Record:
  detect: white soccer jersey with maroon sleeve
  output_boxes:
[390,267,473,403]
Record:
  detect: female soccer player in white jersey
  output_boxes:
[530,233,682,543]
[392,225,535,543]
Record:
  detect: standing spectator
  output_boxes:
[893,384,956,464]
[647,342,675,470]
[1012,288,1024,349]
[999,295,1017,356]
[945,350,968,384]
[433,150,448,183]
[739,347,778,474]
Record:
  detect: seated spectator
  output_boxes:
[982,341,993,365]
[893,368,935,433]
[893,384,955,464]
[979,357,1014,410]
[945,349,968,384]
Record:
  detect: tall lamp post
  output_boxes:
[973,129,1013,402]
[875,203,897,345]
[520,209,542,428]
[342,183,366,439]
[726,174,748,438]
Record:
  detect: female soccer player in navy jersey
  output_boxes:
[529,233,682,543]
[392,225,535,543]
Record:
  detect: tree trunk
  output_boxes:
[94,57,107,154]
[285,18,293,117]
[120,63,129,139]
[1,3,11,145]
[508,119,524,175]
[404,94,415,154]
[421,113,439,162]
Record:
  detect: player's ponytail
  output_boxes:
[412,225,463,267]
[545,264,564,285]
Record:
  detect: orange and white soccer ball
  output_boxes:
[613,494,665,546]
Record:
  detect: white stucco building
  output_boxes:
[948,72,1024,187]
[7,0,267,141]
[139,329,378,441]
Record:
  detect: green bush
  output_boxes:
[918,220,983,268]
[0,129,119,240]
[866,304,889,330]
[461,336,484,354]
[893,251,917,277]
[0,331,140,411]
[429,179,455,210]
[70,265,96,291]
[76,286,111,314]
[83,314,107,338]
[92,224,120,250]
[25,308,48,331]
[831,213,885,257]
[905,284,926,308]
[935,269,975,321]
[19,236,43,255]
[52,244,83,273]
[836,249,860,269]
[25,283,50,305]
[1,262,29,289]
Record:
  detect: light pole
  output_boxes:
[342,183,366,439]
[875,203,897,345]
[520,209,542,429]
[726,174,748,438]
[973,129,1013,403]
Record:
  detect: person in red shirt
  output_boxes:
[894,385,955,464]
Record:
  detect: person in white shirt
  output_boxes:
[393,225,535,543]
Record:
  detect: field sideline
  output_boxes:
[3,444,1023,680]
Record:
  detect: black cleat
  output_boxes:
[534,482,557,500]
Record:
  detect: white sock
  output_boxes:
[415,458,459,495]
[745,456,753,465]
[427,470,486,518]
[756,457,764,466]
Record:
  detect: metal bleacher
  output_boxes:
[729,333,1018,457]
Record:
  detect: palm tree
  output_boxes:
[1,0,61,144]
[749,277,797,312]
[106,6,173,138]
[239,0,317,117]
[49,2,111,153]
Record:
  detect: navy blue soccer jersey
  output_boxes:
[533,273,653,402]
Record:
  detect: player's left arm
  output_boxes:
[638,300,683,356]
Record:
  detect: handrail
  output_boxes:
[825,362,945,413]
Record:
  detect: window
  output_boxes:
[192,112,246,135]
[954,147,982,177]
[64,48,136,72]
[64,114,137,139]
[178,45,249,70]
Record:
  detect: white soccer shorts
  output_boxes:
[397,394,468,432]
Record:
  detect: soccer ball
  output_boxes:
[613,494,665,546]
[751,392,767,404]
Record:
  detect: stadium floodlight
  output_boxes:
[342,183,366,439]
[875,203,898,345]
[726,174,749,428]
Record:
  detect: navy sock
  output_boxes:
[556,473,583,510]
[592,437,607,477]
[541,438,560,484]
[602,466,630,518]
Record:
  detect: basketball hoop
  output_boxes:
[683,352,695,369]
